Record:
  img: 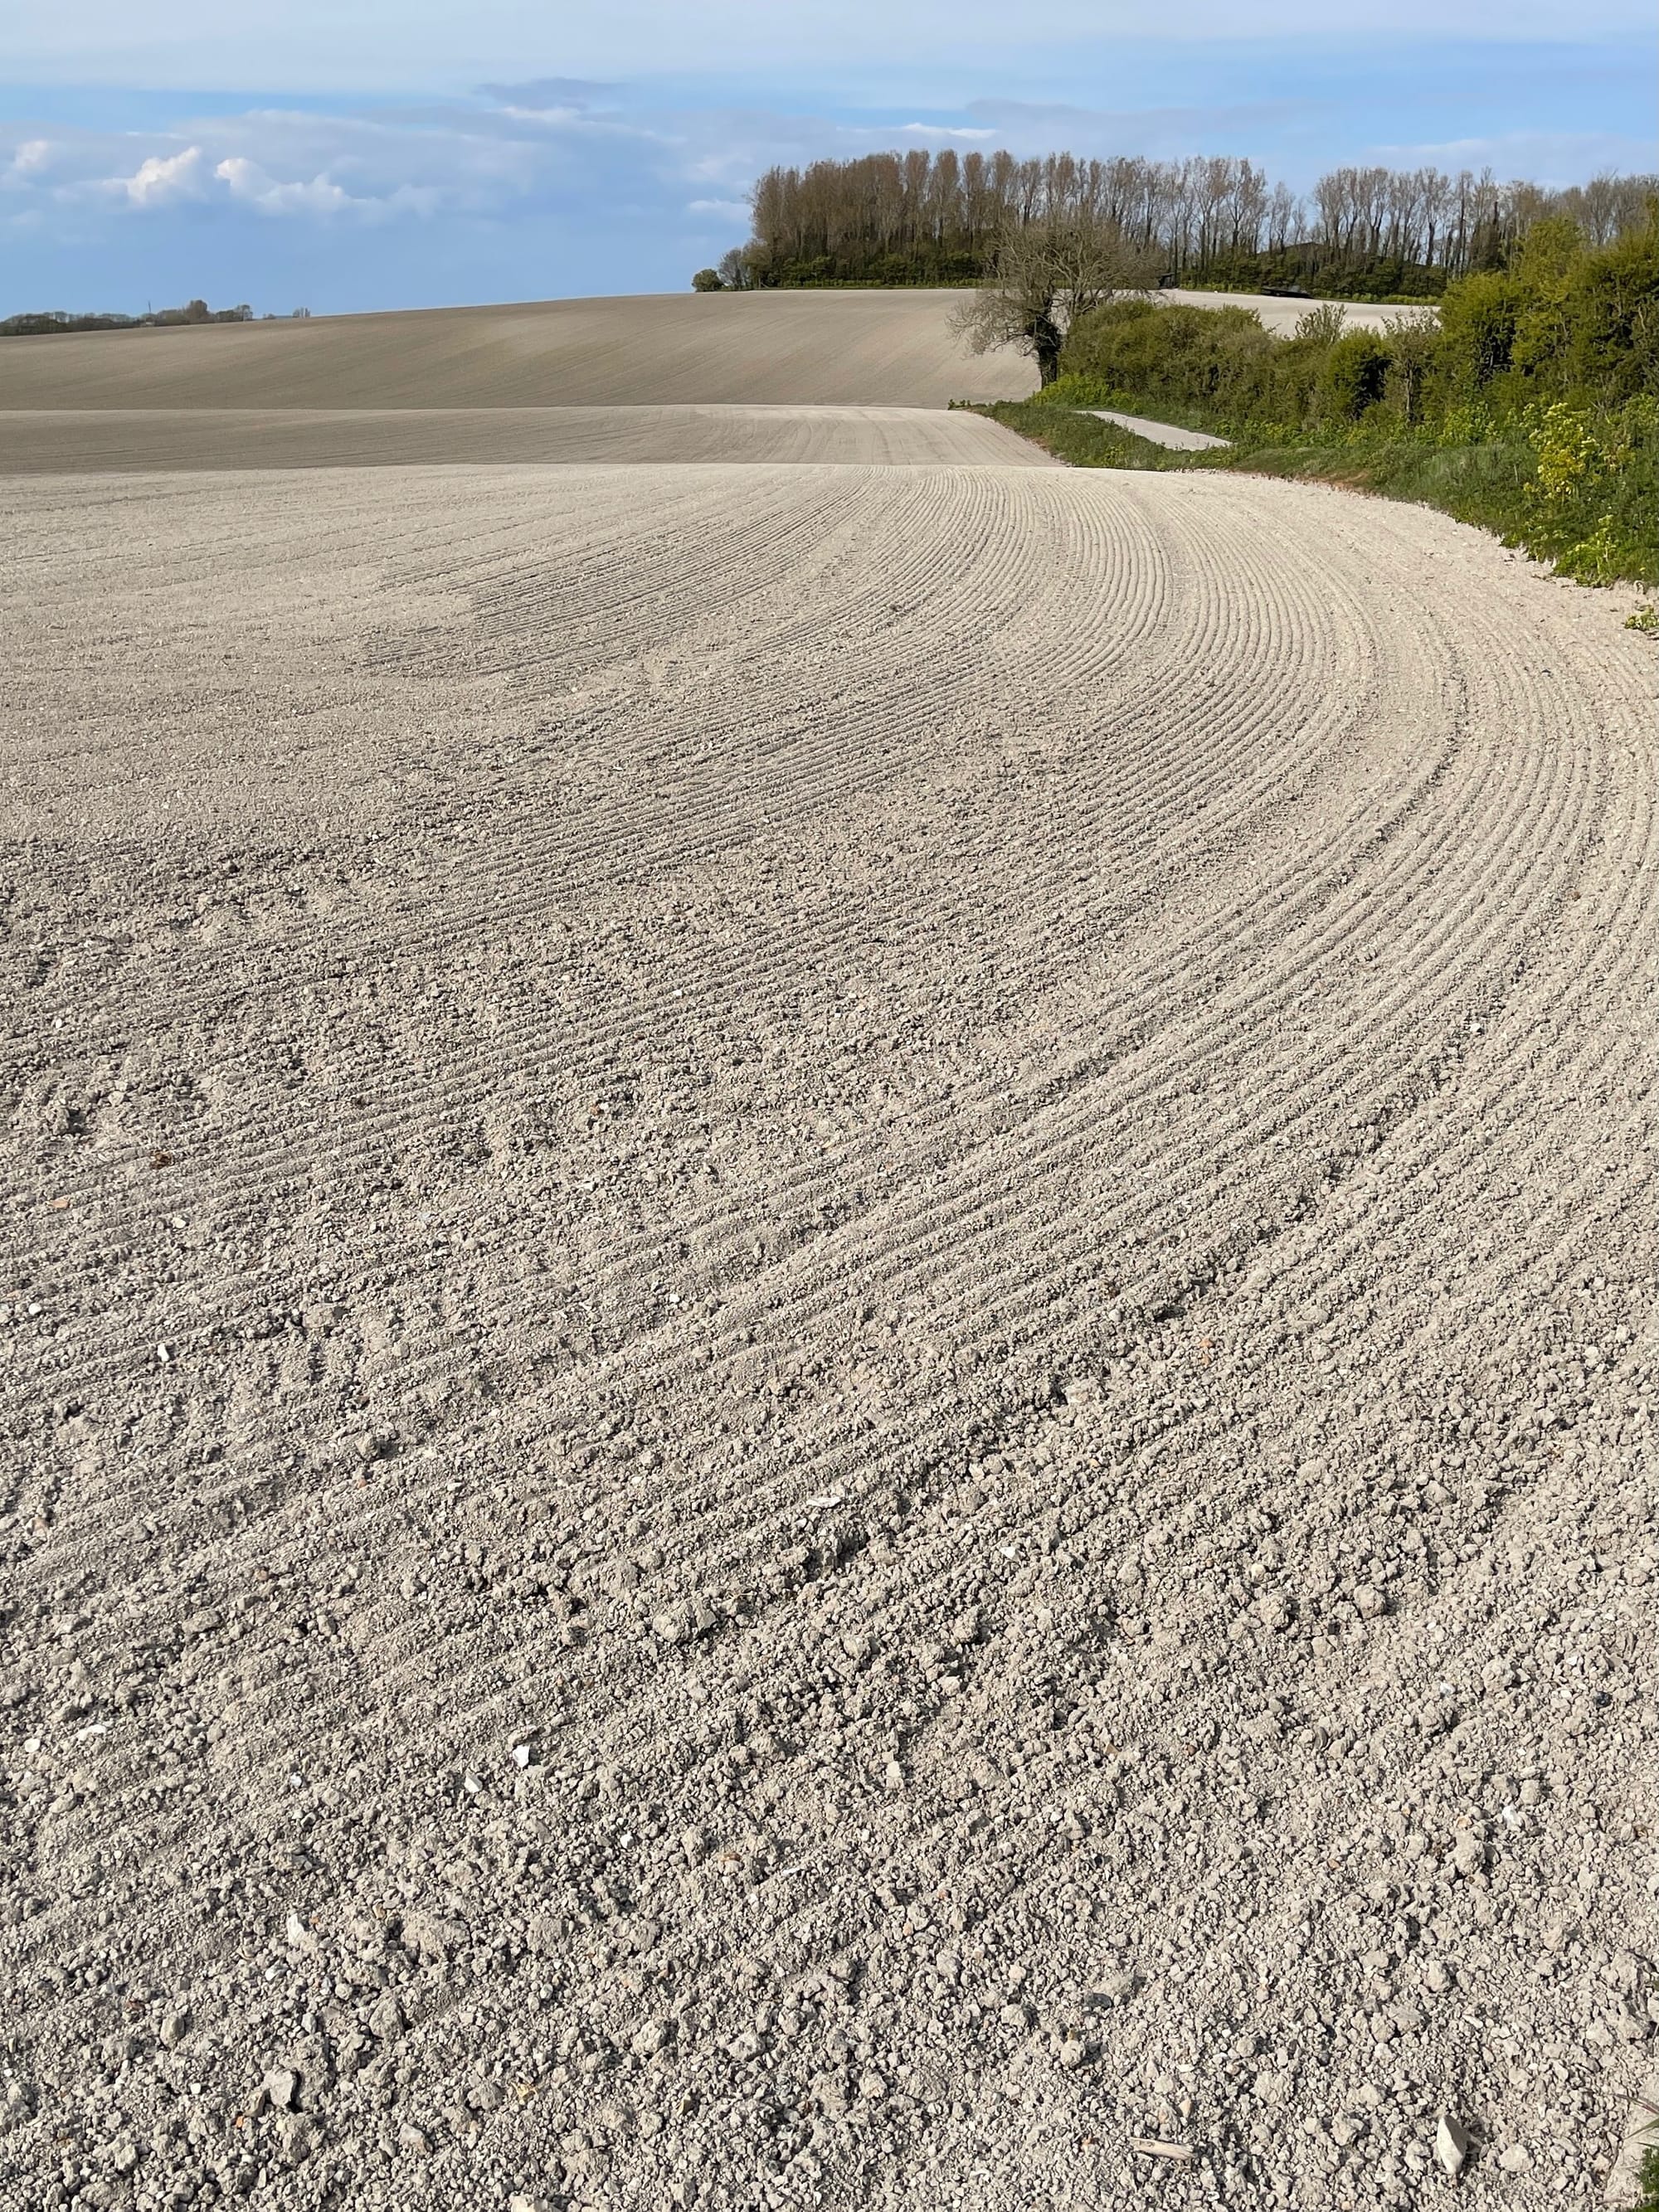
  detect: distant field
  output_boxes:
[0,290,1036,412]
[0,287,1420,421]
[1157,286,1432,333]
[0,403,1053,473]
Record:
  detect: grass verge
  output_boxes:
[969,401,1658,591]
[969,400,1178,471]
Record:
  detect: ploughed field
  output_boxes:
[0,404,1051,475]
[0,294,1654,2212]
[0,291,1039,414]
[0,284,1413,432]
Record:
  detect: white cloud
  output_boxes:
[216,157,375,217]
[0,96,836,239]
[9,123,468,225]
[120,143,211,205]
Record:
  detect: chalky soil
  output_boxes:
[1,455,1653,2210]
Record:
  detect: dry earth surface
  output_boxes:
[0,407,1050,476]
[0,293,1038,414]
[0,294,1653,2212]
[0,288,1416,421]
[1155,291,1433,336]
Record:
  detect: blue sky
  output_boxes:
[4,1,1655,316]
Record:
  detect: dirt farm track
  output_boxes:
[0,288,1654,2212]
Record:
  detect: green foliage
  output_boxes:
[1627,600,1659,632]
[751,249,985,288]
[1318,329,1392,421]
[1292,303,1348,350]
[973,401,1175,469]
[1058,301,1292,432]
[1019,207,1659,587]
[690,268,725,292]
[1431,215,1659,410]
[1508,217,1587,382]
[1563,217,1659,399]
[1518,396,1659,581]
[1526,397,1603,500]
[1384,317,1443,425]
[1436,270,1522,391]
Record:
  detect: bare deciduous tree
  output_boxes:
[948,216,1160,384]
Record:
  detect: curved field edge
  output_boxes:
[2,462,1654,2208]
[966,399,1659,592]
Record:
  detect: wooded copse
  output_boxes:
[723,149,1658,299]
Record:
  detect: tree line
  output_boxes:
[703,149,1657,300]
[0,301,314,338]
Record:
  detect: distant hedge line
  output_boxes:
[1,300,265,337]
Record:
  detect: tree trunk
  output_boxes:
[1033,314,1064,385]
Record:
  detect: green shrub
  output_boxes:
[1521,396,1659,581]
[1061,299,1287,430]
[1292,303,1348,350]
[1318,329,1392,421]
[1437,269,1522,392]
[1029,214,1658,586]
[1564,219,1659,400]
[1384,318,1443,425]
